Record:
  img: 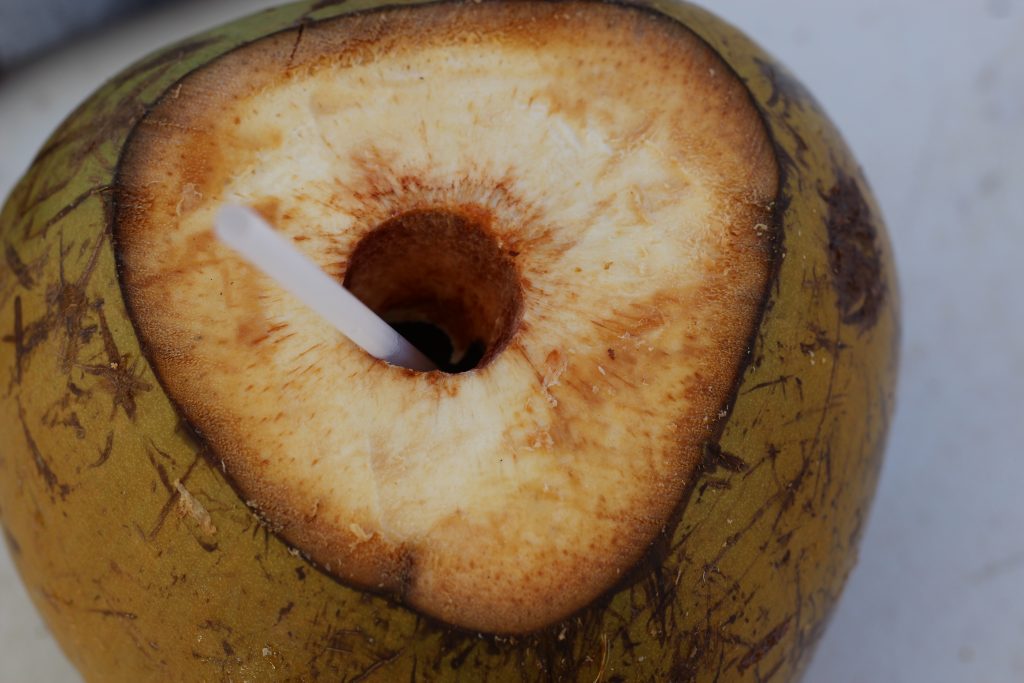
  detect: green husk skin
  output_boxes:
[0,0,898,680]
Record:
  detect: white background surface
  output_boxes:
[1,1,1023,681]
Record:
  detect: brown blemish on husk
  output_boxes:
[823,172,885,330]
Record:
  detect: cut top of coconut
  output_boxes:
[114,0,778,634]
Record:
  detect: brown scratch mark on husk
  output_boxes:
[275,601,295,625]
[741,374,792,396]
[90,432,115,468]
[29,36,221,169]
[12,172,72,228]
[146,444,178,539]
[18,230,108,374]
[700,442,749,475]
[16,400,70,500]
[737,617,791,673]
[7,296,25,387]
[86,608,139,621]
[350,649,403,683]
[806,316,843,508]
[29,185,113,241]
[39,382,93,439]
[112,36,222,90]
[5,245,36,289]
[78,305,152,419]
[287,22,306,68]
[753,56,816,170]
[2,526,21,557]
[307,0,350,12]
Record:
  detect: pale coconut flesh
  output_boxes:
[114,0,778,634]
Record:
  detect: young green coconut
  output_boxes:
[0,1,898,680]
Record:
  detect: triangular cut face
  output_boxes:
[114,0,778,634]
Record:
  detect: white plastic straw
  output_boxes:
[215,204,435,372]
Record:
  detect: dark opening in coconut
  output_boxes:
[343,208,523,372]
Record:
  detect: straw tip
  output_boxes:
[215,204,258,241]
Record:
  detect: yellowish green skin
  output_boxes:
[0,0,898,680]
